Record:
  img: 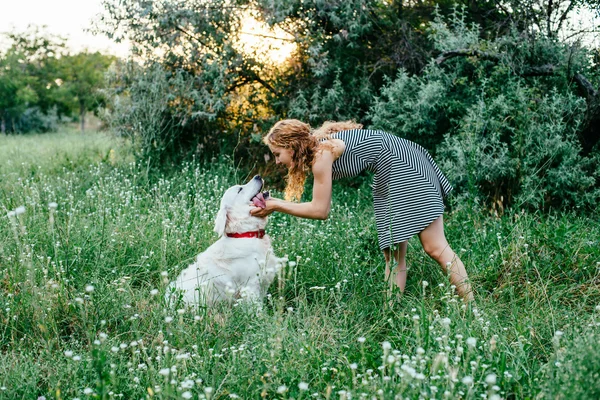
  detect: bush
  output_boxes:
[101,62,226,168]
[4,106,62,133]
[438,85,598,210]
[367,8,600,211]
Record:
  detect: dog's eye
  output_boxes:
[237,187,243,193]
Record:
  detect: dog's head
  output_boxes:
[214,175,270,237]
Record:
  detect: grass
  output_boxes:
[1,129,599,399]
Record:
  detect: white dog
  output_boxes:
[166,175,284,307]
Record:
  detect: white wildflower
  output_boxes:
[276,385,288,394]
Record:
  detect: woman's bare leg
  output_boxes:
[418,215,474,301]
[383,241,408,292]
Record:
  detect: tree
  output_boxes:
[0,26,66,133]
[0,50,38,134]
[55,52,116,132]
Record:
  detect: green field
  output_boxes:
[1,130,599,399]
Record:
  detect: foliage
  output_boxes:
[94,1,600,211]
[55,51,116,132]
[367,8,600,210]
[1,130,600,398]
[0,27,115,134]
[93,0,513,163]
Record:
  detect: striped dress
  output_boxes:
[329,129,453,250]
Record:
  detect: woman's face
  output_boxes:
[269,144,294,168]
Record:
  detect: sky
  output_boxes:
[0,0,130,57]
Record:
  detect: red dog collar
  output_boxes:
[226,230,266,239]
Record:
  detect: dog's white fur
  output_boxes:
[166,176,283,306]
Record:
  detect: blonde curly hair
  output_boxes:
[263,119,362,201]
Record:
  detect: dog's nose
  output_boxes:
[253,175,262,181]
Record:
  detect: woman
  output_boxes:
[251,119,474,301]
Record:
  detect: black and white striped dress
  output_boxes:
[329,129,453,250]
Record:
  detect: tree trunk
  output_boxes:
[1,116,5,135]
[80,100,86,133]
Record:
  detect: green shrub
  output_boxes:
[367,8,600,211]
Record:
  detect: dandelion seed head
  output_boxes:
[276,385,288,394]
[485,373,497,385]
[298,382,309,391]
[48,202,58,209]
[461,376,473,385]
[358,337,366,343]
[85,285,94,293]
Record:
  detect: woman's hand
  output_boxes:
[250,198,280,218]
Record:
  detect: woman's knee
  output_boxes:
[422,241,452,261]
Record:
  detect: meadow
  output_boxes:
[1,130,599,399]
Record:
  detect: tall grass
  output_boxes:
[1,130,599,399]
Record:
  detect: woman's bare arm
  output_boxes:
[251,151,334,219]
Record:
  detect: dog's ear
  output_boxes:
[214,207,228,237]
